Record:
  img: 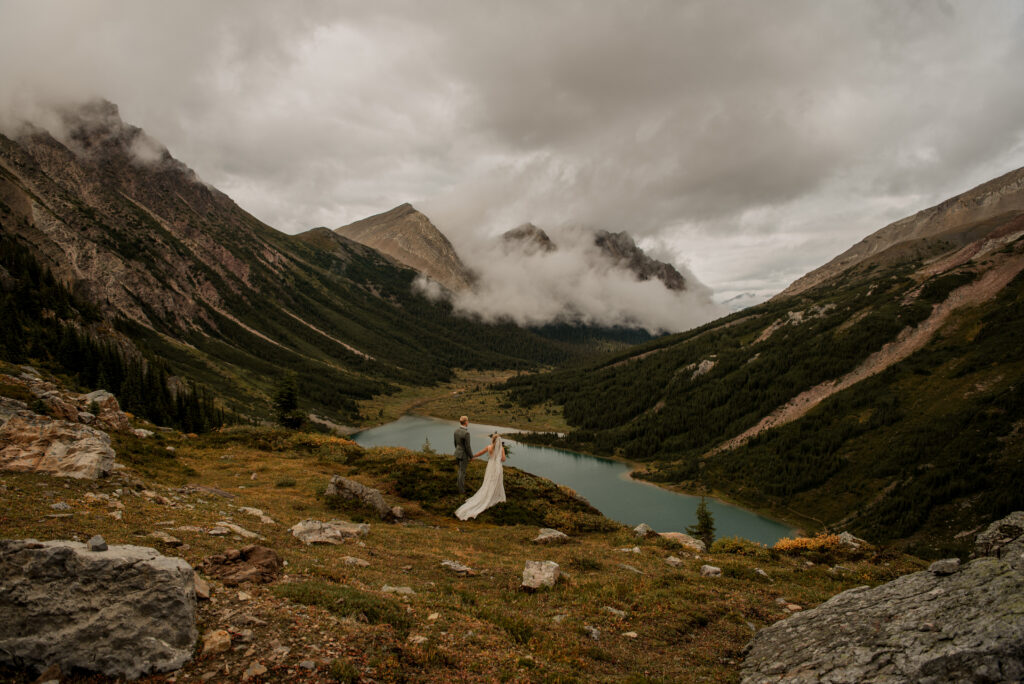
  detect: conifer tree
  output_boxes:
[686,497,716,550]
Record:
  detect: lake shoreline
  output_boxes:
[353,413,799,544]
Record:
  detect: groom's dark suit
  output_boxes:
[454,424,473,495]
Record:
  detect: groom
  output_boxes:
[454,415,473,495]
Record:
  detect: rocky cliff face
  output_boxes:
[781,166,1024,297]
[593,230,687,291]
[336,203,475,292]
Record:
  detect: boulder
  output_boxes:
[837,531,869,550]
[201,545,283,586]
[132,428,154,439]
[324,475,398,521]
[533,528,570,544]
[290,519,369,544]
[658,532,706,552]
[0,414,115,478]
[81,390,132,432]
[740,512,1024,684]
[0,539,197,680]
[522,560,560,590]
[700,565,722,577]
[633,523,657,538]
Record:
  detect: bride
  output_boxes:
[455,433,506,520]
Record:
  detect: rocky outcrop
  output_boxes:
[324,475,402,521]
[201,545,283,586]
[740,511,1024,683]
[290,519,370,544]
[0,413,115,478]
[0,539,197,680]
[533,528,571,544]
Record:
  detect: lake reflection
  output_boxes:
[352,415,795,545]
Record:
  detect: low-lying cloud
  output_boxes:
[448,228,723,334]
[2,1,1024,301]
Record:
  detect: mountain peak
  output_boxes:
[593,230,687,291]
[336,204,474,292]
[502,223,556,254]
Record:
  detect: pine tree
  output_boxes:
[686,497,716,550]
[273,378,303,429]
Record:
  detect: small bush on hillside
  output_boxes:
[773,533,866,563]
[711,536,772,559]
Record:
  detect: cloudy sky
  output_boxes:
[2,1,1024,310]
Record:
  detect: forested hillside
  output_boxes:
[505,178,1024,555]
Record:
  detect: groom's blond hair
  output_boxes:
[459,415,468,425]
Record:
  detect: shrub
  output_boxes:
[772,533,865,563]
[274,478,297,488]
[711,536,770,558]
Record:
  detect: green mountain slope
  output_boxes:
[0,101,576,424]
[504,171,1024,555]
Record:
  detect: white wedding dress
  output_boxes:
[455,435,506,520]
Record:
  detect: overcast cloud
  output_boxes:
[2,0,1023,314]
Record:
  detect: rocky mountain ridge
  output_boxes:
[781,165,1024,297]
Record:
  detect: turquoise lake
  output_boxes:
[351,415,796,545]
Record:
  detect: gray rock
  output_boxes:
[740,550,1024,682]
[49,501,71,511]
[298,660,317,670]
[440,559,478,576]
[342,556,370,567]
[522,560,560,590]
[238,506,275,525]
[975,511,1024,567]
[0,414,115,479]
[658,531,707,552]
[700,564,722,577]
[325,475,398,521]
[0,539,197,679]
[928,557,961,575]
[633,523,657,538]
[87,535,107,551]
[150,530,183,547]
[583,624,600,641]
[618,563,644,574]
[132,428,154,439]
[533,528,570,544]
[837,531,869,550]
[603,606,626,618]
[664,555,683,568]
[382,585,416,595]
[289,518,369,544]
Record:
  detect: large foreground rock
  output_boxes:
[0,539,197,679]
[741,512,1024,683]
[0,414,115,478]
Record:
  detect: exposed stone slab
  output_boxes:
[0,539,197,679]
[522,560,560,590]
[0,414,115,478]
[290,518,369,544]
[324,475,401,520]
[741,540,1024,683]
